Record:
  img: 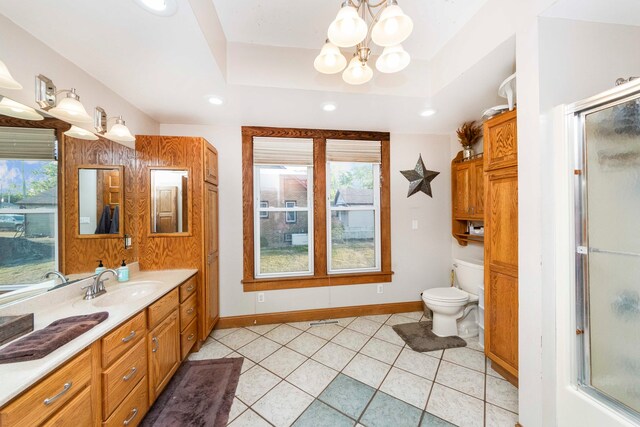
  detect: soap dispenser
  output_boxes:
[95,259,106,274]
[117,260,129,282]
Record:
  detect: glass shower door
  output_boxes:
[576,89,640,421]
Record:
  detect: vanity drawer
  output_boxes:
[180,293,197,331]
[148,288,179,329]
[179,275,197,303]
[42,385,92,427]
[102,311,146,367]
[0,348,92,427]
[102,338,147,418]
[181,317,198,360]
[103,377,148,427]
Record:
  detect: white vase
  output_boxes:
[462,146,474,159]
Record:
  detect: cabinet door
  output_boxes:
[148,310,180,403]
[453,163,472,218]
[204,144,218,185]
[484,109,517,171]
[473,161,484,217]
[202,183,219,339]
[484,167,518,377]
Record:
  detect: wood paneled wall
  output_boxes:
[134,135,204,277]
[62,135,138,273]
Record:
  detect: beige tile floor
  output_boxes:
[193,311,519,427]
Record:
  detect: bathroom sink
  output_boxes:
[73,282,161,308]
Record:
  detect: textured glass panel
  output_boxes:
[258,166,308,208]
[329,162,375,207]
[259,211,310,275]
[330,210,375,271]
[585,98,640,414]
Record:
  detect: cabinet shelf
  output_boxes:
[451,152,484,246]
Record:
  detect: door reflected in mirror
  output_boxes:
[78,166,124,237]
[150,169,189,235]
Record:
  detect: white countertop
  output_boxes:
[0,268,197,407]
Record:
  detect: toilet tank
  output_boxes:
[453,258,484,295]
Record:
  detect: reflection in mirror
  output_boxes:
[78,166,124,236]
[0,124,59,303]
[151,169,189,234]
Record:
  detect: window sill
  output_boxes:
[242,271,394,292]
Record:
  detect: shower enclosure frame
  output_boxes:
[568,79,640,425]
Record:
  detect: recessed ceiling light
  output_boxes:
[322,103,337,112]
[134,0,177,16]
[208,96,224,106]
[420,108,437,117]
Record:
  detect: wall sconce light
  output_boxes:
[94,107,135,143]
[0,96,44,121]
[35,75,93,123]
[64,125,98,141]
[0,59,22,90]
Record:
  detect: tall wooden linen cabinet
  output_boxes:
[136,136,220,346]
[483,109,519,383]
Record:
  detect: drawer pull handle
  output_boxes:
[122,366,138,381]
[43,381,72,406]
[186,308,194,315]
[123,407,139,425]
[152,337,159,353]
[187,333,195,341]
[187,285,194,292]
[121,330,136,343]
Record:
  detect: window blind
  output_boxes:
[0,127,57,160]
[326,139,381,163]
[253,137,314,166]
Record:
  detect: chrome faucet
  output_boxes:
[82,269,117,300]
[43,271,68,285]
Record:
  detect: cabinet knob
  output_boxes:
[152,337,159,353]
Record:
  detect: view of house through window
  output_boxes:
[328,162,380,272]
[255,165,313,277]
[0,127,58,287]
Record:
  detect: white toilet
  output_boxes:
[422,258,483,338]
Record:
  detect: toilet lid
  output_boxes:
[423,287,469,303]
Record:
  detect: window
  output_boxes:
[242,127,392,291]
[259,201,269,218]
[285,201,297,223]
[0,127,58,288]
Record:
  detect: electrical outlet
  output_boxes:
[412,219,418,230]
[257,292,265,303]
[377,284,384,294]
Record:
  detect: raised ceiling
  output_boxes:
[213,0,488,60]
[0,0,515,133]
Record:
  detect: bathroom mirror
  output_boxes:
[77,165,124,237]
[150,168,190,235]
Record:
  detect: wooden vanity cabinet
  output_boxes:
[451,152,484,246]
[204,182,220,335]
[147,290,180,404]
[179,276,198,359]
[204,144,218,185]
[483,109,519,384]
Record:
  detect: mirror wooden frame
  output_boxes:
[75,164,125,239]
[148,166,192,237]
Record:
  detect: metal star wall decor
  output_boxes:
[401,154,440,198]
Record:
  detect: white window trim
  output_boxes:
[253,165,314,278]
[326,162,381,275]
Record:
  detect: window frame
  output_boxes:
[253,164,314,279]
[327,162,381,275]
[284,200,297,223]
[242,126,392,292]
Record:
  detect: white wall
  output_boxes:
[160,124,453,317]
[0,14,158,138]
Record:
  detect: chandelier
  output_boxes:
[314,0,413,85]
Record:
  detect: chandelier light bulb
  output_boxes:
[371,4,413,47]
[104,116,135,143]
[376,44,410,73]
[65,125,98,140]
[49,89,93,124]
[314,41,347,74]
[342,56,373,85]
[328,5,367,47]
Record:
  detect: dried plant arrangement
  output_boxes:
[456,121,483,148]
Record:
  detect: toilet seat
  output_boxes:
[423,287,469,303]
